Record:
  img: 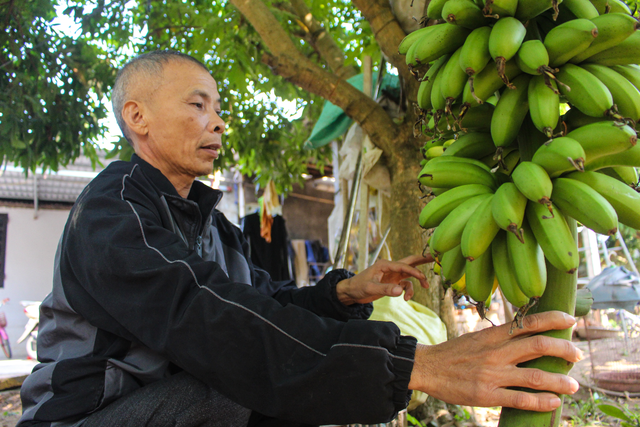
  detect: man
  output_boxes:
[18,51,581,427]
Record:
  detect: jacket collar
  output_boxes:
[130,154,223,216]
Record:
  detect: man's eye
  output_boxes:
[192,103,203,109]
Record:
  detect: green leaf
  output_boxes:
[598,404,632,422]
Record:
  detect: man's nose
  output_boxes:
[209,112,226,134]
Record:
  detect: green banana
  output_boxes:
[600,166,639,187]
[489,17,527,87]
[418,183,494,229]
[491,74,532,149]
[408,23,472,66]
[567,121,638,164]
[585,143,640,171]
[544,18,599,68]
[570,13,640,63]
[551,177,618,235]
[434,103,495,133]
[427,0,451,20]
[528,75,560,139]
[518,114,550,161]
[465,249,496,304]
[440,48,470,113]
[526,201,579,274]
[507,219,547,299]
[442,132,497,158]
[589,0,632,14]
[575,287,594,317]
[556,63,615,117]
[562,108,612,132]
[611,64,640,90]
[418,159,497,189]
[431,187,451,196]
[461,194,500,261]
[399,25,439,55]
[426,145,445,159]
[440,245,467,285]
[483,0,518,17]
[430,194,493,255]
[581,63,640,122]
[495,148,521,175]
[461,59,522,109]
[417,55,451,110]
[443,0,489,29]
[421,155,494,172]
[515,40,554,76]
[562,0,600,18]
[516,0,562,21]
[459,26,492,98]
[584,31,640,67]
[430,61,448,114]
[512,161,554,210]
[492,231,530,308]
[566,170,640,229]
[492,182,527,241]
[531,136,586,177]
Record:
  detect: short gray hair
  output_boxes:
[111,50,209,145]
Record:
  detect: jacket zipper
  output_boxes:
[195,235,203,257]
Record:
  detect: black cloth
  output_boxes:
[241,213,291,281]
[83,371,253,427]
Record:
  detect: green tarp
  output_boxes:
[305,73,400,149]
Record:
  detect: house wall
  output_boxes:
[0,205,71,359]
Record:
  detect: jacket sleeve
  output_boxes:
[61,174,416,425]
[251,263,373,321]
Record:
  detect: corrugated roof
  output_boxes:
[0,154,119,204]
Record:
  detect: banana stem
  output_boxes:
[498,219,578,427]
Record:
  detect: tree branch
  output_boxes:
[228,0,399,154]
[351,0,416,88]
[287,0,358,80]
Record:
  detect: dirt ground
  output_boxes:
[0,389,21,427]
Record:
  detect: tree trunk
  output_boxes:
[386,127,457,338]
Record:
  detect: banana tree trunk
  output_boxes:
[498,219,578,427]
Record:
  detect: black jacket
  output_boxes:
[18,154,416,426]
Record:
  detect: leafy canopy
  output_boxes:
[1,0,380,193]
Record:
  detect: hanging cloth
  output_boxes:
[259,180,280,243]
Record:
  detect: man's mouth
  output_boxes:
[200,143,222,154]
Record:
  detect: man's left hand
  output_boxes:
[336,255,434,306]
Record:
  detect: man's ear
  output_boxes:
[121,100,148,138]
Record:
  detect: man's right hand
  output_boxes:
[408,311,583,412]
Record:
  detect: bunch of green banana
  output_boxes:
[400,6,640,426]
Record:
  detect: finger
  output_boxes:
[379,261,428,287]
[509,368,580,397]
[511,311,577,338]
[399,280,414,300]
[397,254,435,267]
[483,311,576,342]
[510,335,584,365]
[495,389,564,413]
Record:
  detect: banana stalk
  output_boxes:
[498,219,578,427]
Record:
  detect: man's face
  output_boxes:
[141,60,225,184]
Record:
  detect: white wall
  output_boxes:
[0,206,70,358]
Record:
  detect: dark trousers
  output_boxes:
[82,371,315,427]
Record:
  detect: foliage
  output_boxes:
[598,403,640,427]
[2,0,385,193]
[0,0,115,173]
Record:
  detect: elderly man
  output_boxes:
[18,51,581,427]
